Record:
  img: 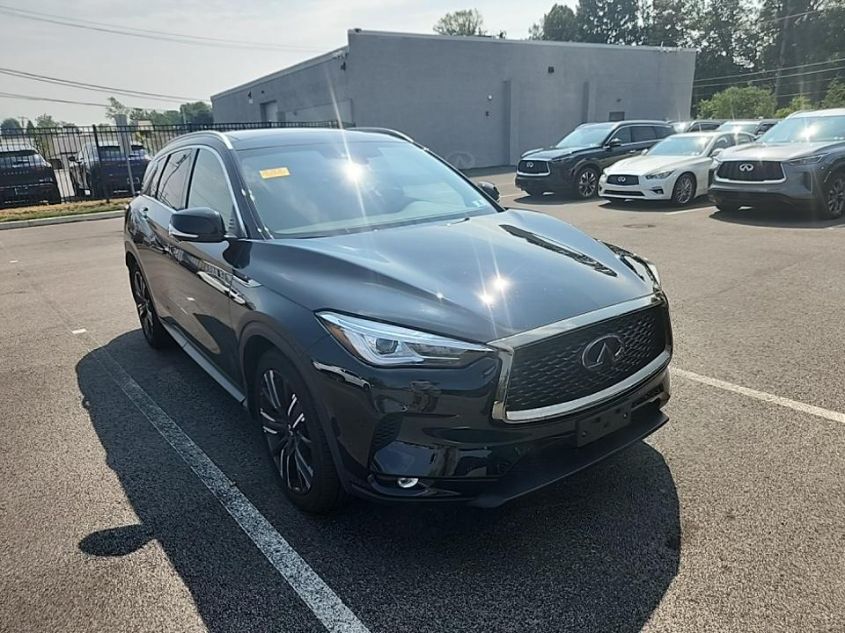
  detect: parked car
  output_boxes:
[599,131,755,205]
[70,142,150,198]
[710,108,845,218]
[717,119,780,138]
[516,121,675,199]
[671,120,724,133]
[0,141,61,208]
[125,128,673,513]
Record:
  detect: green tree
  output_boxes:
[1,117,22,134]
[106,97,131,124]
[433,9,487,36]
[644,0,697,47]
[529,4,579,41]
[697,86,777,118]
[576,0,644,45]
[822,78,845,108]
[35,114,60,128]
[774,94,815,117]
[179,101,213,125]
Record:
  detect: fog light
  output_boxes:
[397,477,419,489]
[652,188,664,195]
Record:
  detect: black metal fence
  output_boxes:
[0,121,350,209]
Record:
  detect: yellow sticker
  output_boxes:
[259,167,290,179]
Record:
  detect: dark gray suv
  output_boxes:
[710,109,845,219]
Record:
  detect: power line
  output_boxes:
[0,4,323,52]
[694,56,845,85]
[694,63,845,92]
[0,91,115,107]
[0,67,201,103]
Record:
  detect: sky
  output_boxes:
[0,0,573,125]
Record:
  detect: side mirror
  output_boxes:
[710,148,723,159]
[478,181,500,202]
[606,138,622,149]
[169,208,226,243]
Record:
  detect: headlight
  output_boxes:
[642,258,661,286]
[317,312,492,367]
[550,155,573,163]
[786,154,825,166]
[645,170,674,180]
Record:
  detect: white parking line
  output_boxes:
[673,367,845,425]
[666,207,708,215]
[89,344,372,633]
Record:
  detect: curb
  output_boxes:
[0,210,124,231]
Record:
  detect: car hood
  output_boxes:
[719,141,842,161]
[606,154,707,175]
[522,146,593,161]
[246,210,656,343]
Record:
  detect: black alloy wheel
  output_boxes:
[671,173,696,206]
[574,166,599,199]
[254,351,345,513]
[130,265,170,348]
[824,172,845,219]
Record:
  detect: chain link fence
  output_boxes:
[0,121,350,209]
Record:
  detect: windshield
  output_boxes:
[718,122,758,134]
[237,139,498,238]
[759,115,845,143]
[648,135,710,156]
[0,149,41,168]
[97,145,147,159]
[556,123,615,148]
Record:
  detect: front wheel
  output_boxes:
[822,171,845,219]
[254,350,346,514]
[573,166,599,199]
[671,173,696,206]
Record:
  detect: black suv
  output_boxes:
[70,142,150,198]
[0,141,60,208]
[516,121,674,198]
[711,109,845,218]
[125,128,672,513]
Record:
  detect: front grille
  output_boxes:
[518,159,550,175]
[717,160,784,181]
[607,175,639,185]
[505,305,667,412]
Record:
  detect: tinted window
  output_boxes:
[556,123,616,148]
[632,126,657,142]
[157,149,195,210]
[609,127,632,144]
[654,125,673,138]
[141,157,162,196]
[237,139,497,238]
[699,122,721,131]
[188,149,238,233]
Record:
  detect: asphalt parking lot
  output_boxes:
[1,171,844,633]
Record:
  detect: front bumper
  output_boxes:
[599,174,673,201]
[306,319,671,507]
[710,164,822,209]
[515,163,574,192]
[0,181,59,205]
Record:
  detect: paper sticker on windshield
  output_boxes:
[260,167,290,179]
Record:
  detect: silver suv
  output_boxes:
[710,108,845,219]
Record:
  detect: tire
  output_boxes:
[129,263,171,349]
[822,171,845,219]
[47,186,61,205]
[253,350,346,514]
[671,173,696,206]
[573,166,599,199]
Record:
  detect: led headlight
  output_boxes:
[786,154,825,166]
[317,312,492,367]
[645,170,674,180]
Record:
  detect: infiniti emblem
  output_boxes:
[581,335,624,371]
[618,176,626,183]
[739,163,755,172]
[526,161,534,168]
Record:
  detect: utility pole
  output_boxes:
[774,0,793,104]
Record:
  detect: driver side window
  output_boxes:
[609,127,632,144]
[188,148,239,234]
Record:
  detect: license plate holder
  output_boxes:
[576,404,631,447]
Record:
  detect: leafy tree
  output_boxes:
[433,9,487,36]
[35,114,60,128]
[106,97,131,124]
[697,85,777,118]
[179,101,213,125]
[529,4,579,41]
[1,117,22,134]
[644,0,697,47]
[822,78,845,108]
[576,0,644,45]
[774,94,815,117]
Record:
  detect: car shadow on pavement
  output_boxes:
[77,330,681,633]
[599,199,714,213]
[709,205,845,229]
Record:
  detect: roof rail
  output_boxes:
[351,127,415,143]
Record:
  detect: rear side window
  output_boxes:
[188,149,238,233]
[699,122,720,131]
[156,149,195,210]
[609,127,632,144]
[632,126,657,142]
